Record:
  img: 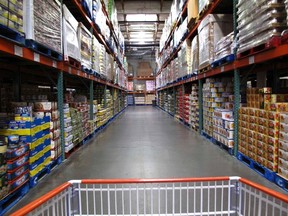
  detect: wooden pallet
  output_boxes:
[0,24,25,45]
[237,36,281,59]
[64,56,81,69]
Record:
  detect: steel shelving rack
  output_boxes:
[0,1,127,161]
[156,0,288,156]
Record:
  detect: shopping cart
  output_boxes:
[10,176,288,216]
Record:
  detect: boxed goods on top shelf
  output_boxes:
[62,5,81,62]
[187,0,198,24]
[146,81,155,92]
[214,32,234,62]
[0,0,24,33]
[137,62,153,77]
[24,0,62,53]
[174,17,188,47]
[198,14,233,70]
[189,84,199,131]
[77,23,92,70]
[237,0,287,55]
[191,35,199,74]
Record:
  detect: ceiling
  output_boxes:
[114,0,173,58]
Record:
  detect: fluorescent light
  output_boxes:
[280,76,288,80]
[129,38,154,42]
[126,14,157,22]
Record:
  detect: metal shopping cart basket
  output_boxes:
[10,176,288,216]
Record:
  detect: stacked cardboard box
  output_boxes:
[62,5,80,62]
[0,0,24,33]
[167,92,175,114]
[24,0,62,53]
[198,14,233,70]
[137,62,153,77]
[63,104,73,153]
[238,88,288,173]
[213,108,234,147]
[135,96,145,105]
[33,102,61,161]
[145,94,155,105]
[175,86,183,120]
[70,107,83,147]
[189,84,199,131]
[279,113,288,179]
[191,36,199,74]
[203,78,233,137]
[77,23,92,69]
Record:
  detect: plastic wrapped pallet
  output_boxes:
[62,5,80,62]
[214,32,234,61]
[198,14,233,70]
[0,0,24,33]
[191,35,199,74]
[198,0,211,14]
[77,23,92,69]
[237,0,287,54]
[92,35,101,73]
[24,0,62,53]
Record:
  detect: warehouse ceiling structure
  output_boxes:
[114,0,173,58]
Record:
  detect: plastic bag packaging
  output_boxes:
[214,32,233,61]
[237,0,287,53]
[63,5,80,61]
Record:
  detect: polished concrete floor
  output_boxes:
[6,106,286,215]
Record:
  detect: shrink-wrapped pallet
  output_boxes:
[214,32,234,61]
[62,5,80,62]
[284,0,288,25]
[198,14,233,69]
[198,0,211,14]
[191,35,199,74]
[24,0,62,53]
[237,0,287,54]
[77,23,92,69]
[92,35,101,73]
[0,0,24,33]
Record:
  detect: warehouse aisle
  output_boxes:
[7,106,285,214]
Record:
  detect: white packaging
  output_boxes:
[77,22,92,69]
[191,35,199,74]
[198,14,233,68]
[24,0,62,53]
[62,5,80,61]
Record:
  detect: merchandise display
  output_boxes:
[189,84,199,131]
[24,0,62,53]
[191,35,199,74]
[134,96,145,105]
[198,14,233,70]
[237,0,287,54]
[62,5,80,62]
[145,94,155,105]
[214,32,234,61]
[0,0,24,33]
[203,77,234,138]
[146,81,155,92]
[77,23,92,69]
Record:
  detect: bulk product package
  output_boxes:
[214,32,234,61]
[237,0,287,54]
[198,0,212,15]
[0,0,24,33]
[189,84,199,132]
[77,23,92,70]
[203,77,234,138]
[191,35,199,74]
[198,14,233,70]
[24,0,62,53]
[62,5,80,62]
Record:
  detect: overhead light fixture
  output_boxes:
[126,14,157,22]
[280,76,288,80]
